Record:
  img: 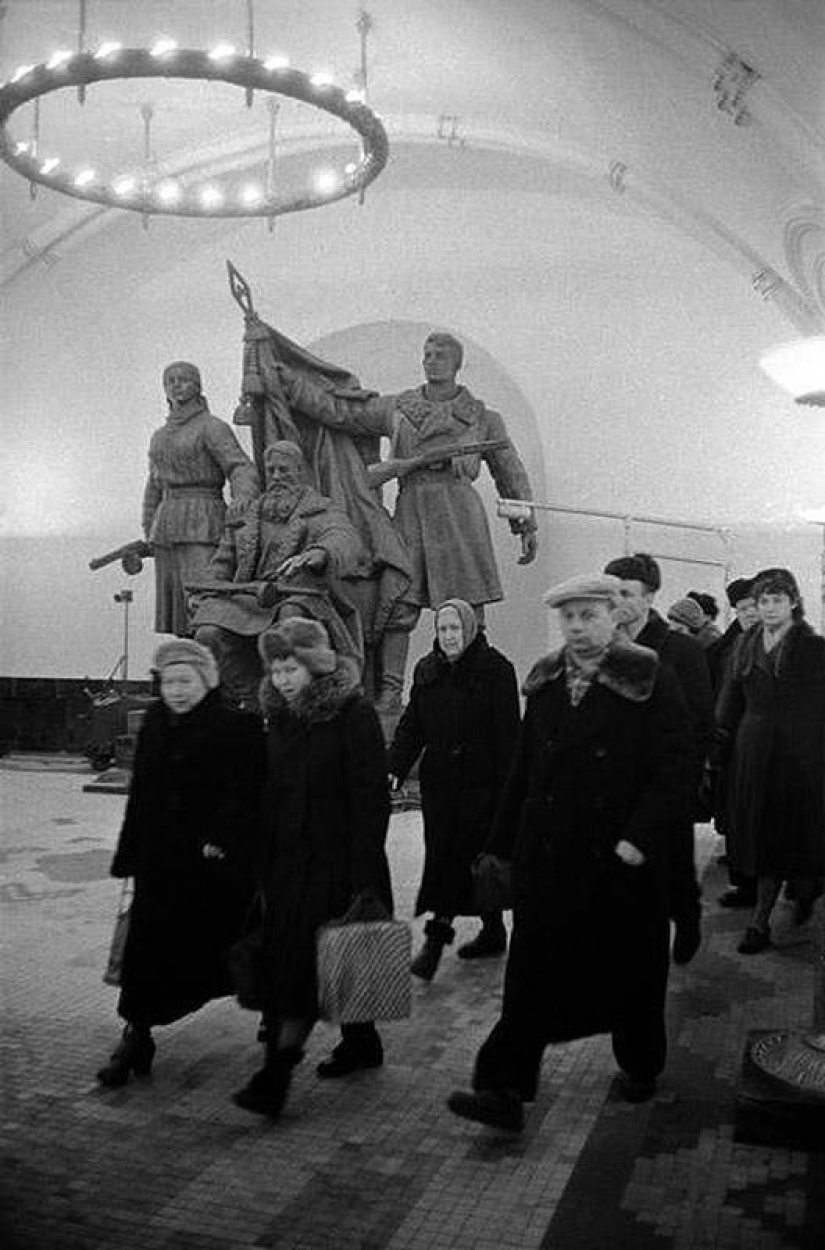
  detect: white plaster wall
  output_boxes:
[3,147,823,681]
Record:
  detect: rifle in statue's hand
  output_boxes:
[367,438,510,489]
[185,578,332,609]
[89,540,152,575]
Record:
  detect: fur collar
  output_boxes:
[733,619,821,681]
[259,657,362,724]
[523,634,659,703]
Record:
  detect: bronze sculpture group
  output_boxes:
[94,266,538,716]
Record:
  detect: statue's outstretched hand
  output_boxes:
[518,529,538,565]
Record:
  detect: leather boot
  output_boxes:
[411,918,455,981]
[96,1023,155,1088]
[316,1023,383,1079]
[447,1087,524,1132]
[232,1045,303,1117]
[373,631,411,716]
[457,913,507,960]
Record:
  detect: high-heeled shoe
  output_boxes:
[96,1024,156,1088]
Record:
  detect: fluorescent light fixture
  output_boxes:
[760,336,825,407]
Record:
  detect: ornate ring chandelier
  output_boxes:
[0,45,389,218]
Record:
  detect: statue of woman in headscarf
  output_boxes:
[142,361,259,636]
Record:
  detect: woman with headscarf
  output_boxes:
[142,361,259,637]
[716,568,825,954]
[232,618,393,1118]
[387,600,521,980]
[96,639,265,1087]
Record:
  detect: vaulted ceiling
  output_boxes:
[2,0,823,308]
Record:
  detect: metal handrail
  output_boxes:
[497,496,732,578]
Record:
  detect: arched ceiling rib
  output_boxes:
[1,1,823,317]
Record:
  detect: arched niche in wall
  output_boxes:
[310,319,550,684]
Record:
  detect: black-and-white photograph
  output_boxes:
[2,2,824,1246]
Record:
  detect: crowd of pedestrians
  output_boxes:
[96,556,825,1134]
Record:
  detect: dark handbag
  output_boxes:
[471,853,513,912]
[225,895,266,1010]
[103,880,133,987]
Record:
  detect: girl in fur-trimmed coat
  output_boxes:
[233,617,393,1119]
[716,568,825,954]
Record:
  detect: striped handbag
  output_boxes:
[317,918,412,1024]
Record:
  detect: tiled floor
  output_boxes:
[1,762,822,1249]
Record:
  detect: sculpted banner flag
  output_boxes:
[236,315,412,646]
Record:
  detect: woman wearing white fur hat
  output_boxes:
[96,639,265,1088]
[232,617,394,1119]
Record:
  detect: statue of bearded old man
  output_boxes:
[190,441,369,710]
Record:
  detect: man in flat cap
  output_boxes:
[447,574,690,1132]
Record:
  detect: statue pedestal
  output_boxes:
[735,1029,825,1149]
[736,899,825,1150]
[83,766,131,795]
[82,721,143,795]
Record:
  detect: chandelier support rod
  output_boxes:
[77,0,87,104]
[356,9,373,205]
[245,0,255,108]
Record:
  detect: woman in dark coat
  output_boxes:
[716,568,825,954]
[387,599,521,979]
[96,639,265,1087]
[447,575,691,1132]
[233,617,393,1118]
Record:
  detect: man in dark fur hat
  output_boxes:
[447,575,691,1132]
[707,577,759,907]
[603,552,713,966]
